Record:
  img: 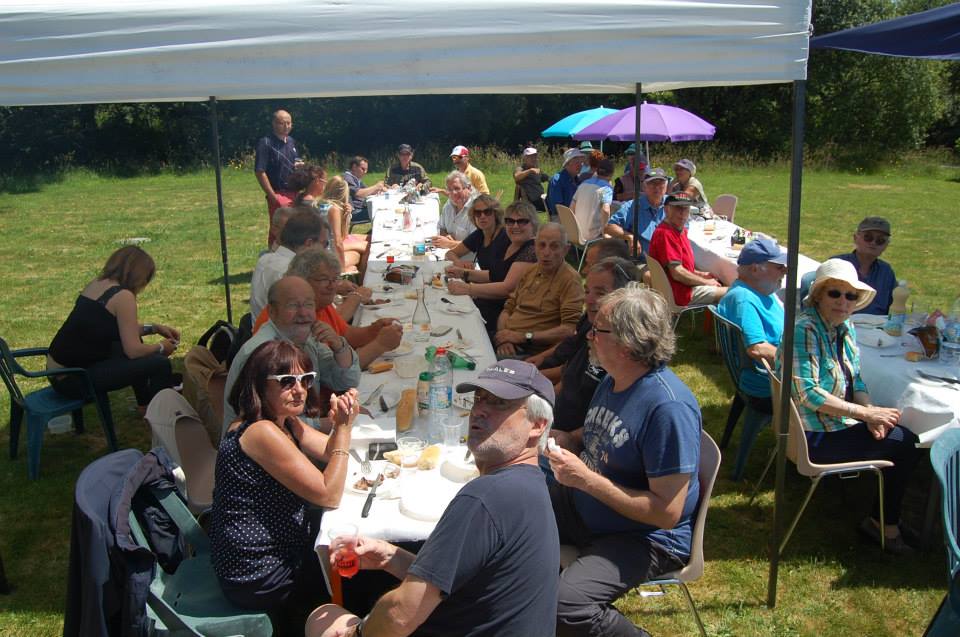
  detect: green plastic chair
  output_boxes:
[926,429,960,636]
[0,336,117,479]
[128,486,273,637]
[709,307,772,480]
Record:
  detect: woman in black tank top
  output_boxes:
[47,246,180,412]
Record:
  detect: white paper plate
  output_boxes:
[347,461,402,498]
[382,342,414,359]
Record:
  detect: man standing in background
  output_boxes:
[255,109,302,246]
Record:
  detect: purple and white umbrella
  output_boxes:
[573,103,716,142]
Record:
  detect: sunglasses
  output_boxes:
[504,217,532,226]
[825,289,860,302]
[859,233,888,246]
[473,389,526,411]
[588,326,613,338]
[473,208,495,217]
[267,372,317,390]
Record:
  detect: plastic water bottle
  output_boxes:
[428,347,452,442]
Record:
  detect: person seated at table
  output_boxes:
[446,200,538,332]
[717,237,788,411]
[343,155,386,215]
[649,192,728,306]
[224,276,361,435]
[570,158,615,241]
[546,148,586,219]
[250,208,330,319]
[305,360,559,637]
[670,158,709,211]
[528,257,641,434]
[514,146,549,212]
[443,195,507,306]
[830,216,897,316]
[613,143,647,202]
[449,145,489,194]
[384,144,431,191]
[784,258,920,554]
[211,339,359,633]
[251,249,402,371]
[46,246,179,416]
[432,171,477,249]
[494,223,584,359]
[604,167,669,255]
[268,206,296,253]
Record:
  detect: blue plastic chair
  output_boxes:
[708,306,772,480]
[926,429,960,635]
[0,336,116,479]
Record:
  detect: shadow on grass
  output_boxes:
[207,270,252,286]
[0,171,67,195]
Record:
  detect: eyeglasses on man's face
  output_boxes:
[473,389,526,412]
[588,325,613,339]
[267,371,317,390]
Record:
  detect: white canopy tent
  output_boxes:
[2,1,812,607]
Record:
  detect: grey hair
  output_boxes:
[537,221,568,245]
[589,257,641,290]
[504,200,540,232]
[286,247,341,279]
[598,285,676,367]
[445,170,472,190]
[525,393,555,449]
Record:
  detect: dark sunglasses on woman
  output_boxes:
[267,371,318,390]
[504,217,531,226]
[826,289,859,302]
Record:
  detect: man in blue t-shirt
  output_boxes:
[831,216,897,315]
[603,167,669,255]
[308,361,559,637]
[545,286,701,637]
[717,237,788,404]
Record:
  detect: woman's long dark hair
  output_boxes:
[228,340,321,424]
[100,245,155,293]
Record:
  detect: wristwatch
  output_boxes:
[525,332,534,346]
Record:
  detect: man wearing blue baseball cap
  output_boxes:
[717,237,788,404]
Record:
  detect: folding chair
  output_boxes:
[753,360,890,554]
[560,430,721,637]
[712,194,738,222]
[644,257,709,330]
[1,336,116,479]
[556,204,600,272]
[926,429,960,636]
[708,306,772,480]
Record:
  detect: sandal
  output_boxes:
[857,517,914,555]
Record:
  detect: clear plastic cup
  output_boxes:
[442,422,462,448]
[327,523,359,578]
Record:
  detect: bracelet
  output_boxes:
[329,448,349,458]
[463,270,470,283]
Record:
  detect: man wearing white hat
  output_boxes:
[514,147,550,211]
[546,148,586,219]
[450,145,489,194]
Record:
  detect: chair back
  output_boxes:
[643,257,681,313]
[932,429,960,577]
[709,306,761,395]
[763,360,799,464]
[571,186,606,241]
[0,337,25,409]
[556,204,586,247]
[713,194,738,222]
[673,429,721,582]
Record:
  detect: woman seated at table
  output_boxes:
[46,246,178,416]
[670,158,710,212]
[211,339,358,629]
[786,258,920,554]
[324,175,369,275]
[444,198,538,330]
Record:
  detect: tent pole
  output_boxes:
[209,96,233,325]
[767,78,806,608]
[630,83,642,260]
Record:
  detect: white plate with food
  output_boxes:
[381,341,415,359]
[348,461,402,498]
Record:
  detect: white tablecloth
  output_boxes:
[365,192,441,262]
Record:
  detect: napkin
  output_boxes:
[350,414,396,444]
[856,327,898,349]
[898,383,957,437]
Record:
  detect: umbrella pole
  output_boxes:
[209,96,234,325]
[630,83,642,260]
[767,79,806,609]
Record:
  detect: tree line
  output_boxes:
[1,0,956,183]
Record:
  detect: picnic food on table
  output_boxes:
[396,388,417,432]
[368,361,394,374]
[416,444,442,470]
[352,463,401,491]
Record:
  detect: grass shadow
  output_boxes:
[0,171,67,195]
[207,270,252,286]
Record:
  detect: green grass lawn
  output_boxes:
[0,155,956,636]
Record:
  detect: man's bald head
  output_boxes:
[267,276,316,345]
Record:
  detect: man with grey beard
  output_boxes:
[222,276,360,436]
[306,360,559,637]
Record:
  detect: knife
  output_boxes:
[379,394,390,413]
[917,370,960,386]
[361,474,384,518]
[456,328,463,341]
[363,383,386,407]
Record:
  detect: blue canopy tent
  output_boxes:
[810,3,960,60]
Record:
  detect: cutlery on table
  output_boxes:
[463,448,473,462]
[362,384,386,407]
[379,394,390,413]
[349,448,373,476]
[917,370,960,387]
[456,328,463,341]
[361,474,384,518]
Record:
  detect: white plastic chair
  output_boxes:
[752,360,891,554]
[644,256,709,329]
[145,389,217,514]
[556,204,600,272]
[559,430,721,637]
[712,194,738,222]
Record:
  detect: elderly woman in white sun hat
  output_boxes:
[782,258,920,554]
[670,158,709,213]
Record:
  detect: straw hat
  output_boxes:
[804,258,876,313]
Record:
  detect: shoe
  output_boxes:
[857,517,914,555]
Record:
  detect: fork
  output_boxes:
[348,449,373,475]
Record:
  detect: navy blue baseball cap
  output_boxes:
[738,237,788,266]
[456,360,555,406]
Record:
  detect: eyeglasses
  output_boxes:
[473,208,495,217]
[504,217,532,226]
[267,372,317,390]
[825,289,860,302]
[473,389,526,412]
[281,301,317,312]
[309,276,338,287]
[588,325,613,338]
[859,232,888,246]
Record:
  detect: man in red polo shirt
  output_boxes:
[648,193,727,307]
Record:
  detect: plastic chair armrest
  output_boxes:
[11,347,50,359]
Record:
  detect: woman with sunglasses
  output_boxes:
[445,199,539,329]
[211,340,359,629]
[785,258,919,554]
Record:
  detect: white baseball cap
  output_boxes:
[450,145,469,158]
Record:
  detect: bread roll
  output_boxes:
[396,389,417,432]
[417,444,442,470]
[383,449,403,465]
[368,361,394,374]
